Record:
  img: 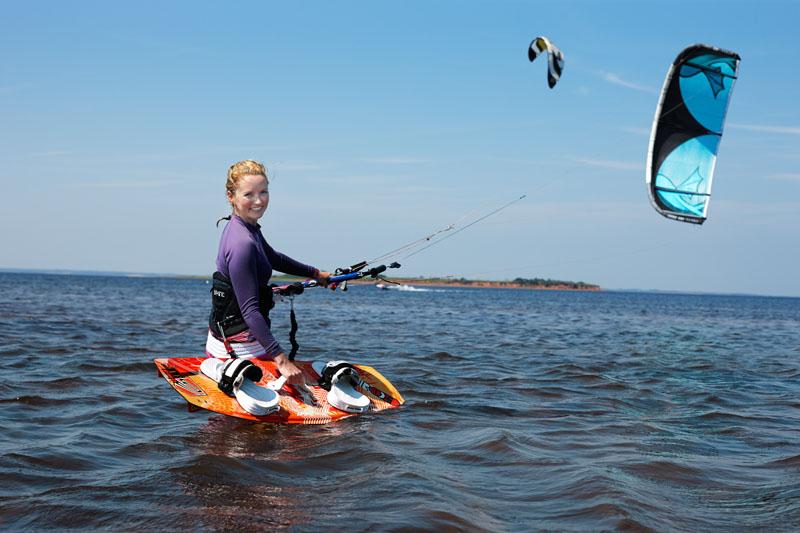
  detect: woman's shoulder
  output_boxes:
[221,219,259,252]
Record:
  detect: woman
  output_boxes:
[207,160,330,385]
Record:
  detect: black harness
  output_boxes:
[208,271,274,338]
[209,272,306,361]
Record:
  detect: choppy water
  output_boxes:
[1,272,799,531]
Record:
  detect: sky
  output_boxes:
[2,0,799,296]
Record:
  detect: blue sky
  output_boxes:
[2,1,799,296]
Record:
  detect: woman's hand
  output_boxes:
[315,270,332,287]
[273,353,305,385]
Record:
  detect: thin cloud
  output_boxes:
[621,126,650,136]
[0,83,32,94]
[27,150,74,158]
[272,162,324,172]
[482,154,563,166]
[770,173,800,181]
[390,185,442,194]
[729,123,800,135]
[67,180,177,189]
[121,145,316,164]
[289,174,444,194]
[602,72,658,94]
[711,200,800,220]
[577,158,643,171]
[307,174,395,186]
[501,200,649,226]
[359,156,428,165]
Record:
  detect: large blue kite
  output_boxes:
[646,44,740,224]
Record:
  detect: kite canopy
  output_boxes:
[528,36,564,89]
[646,44,740,224]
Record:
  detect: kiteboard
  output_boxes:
[154,357,404,424]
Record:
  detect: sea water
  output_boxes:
[1,272,799,530]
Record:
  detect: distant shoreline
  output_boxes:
[269,275,601,291]
[367,278,602,291]
[4,268,796,297]
[0,267,600,291]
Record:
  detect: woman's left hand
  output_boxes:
[274,353,305,385]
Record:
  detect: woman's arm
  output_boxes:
[262,238,319,279]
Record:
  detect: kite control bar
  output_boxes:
[272,262,401,296]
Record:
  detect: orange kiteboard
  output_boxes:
[154,357,404,424]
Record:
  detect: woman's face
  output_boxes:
[228,174,270,225]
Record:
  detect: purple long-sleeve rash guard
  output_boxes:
[216,215,319,357]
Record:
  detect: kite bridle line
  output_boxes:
[271,193,527,296]
[268,193,527,359]
[400,194,526,262]
[270,192,528,296]
[360,193,528,269]
[354,145,603,272]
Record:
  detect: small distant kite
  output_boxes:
[528,36,564,89]
[646,44,740,224]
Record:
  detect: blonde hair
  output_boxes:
[217,159,268,226]
[226,159,267,194]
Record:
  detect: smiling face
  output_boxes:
[227,173,270,225]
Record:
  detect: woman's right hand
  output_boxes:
[315,270,332,287]
[273,353,305,385]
